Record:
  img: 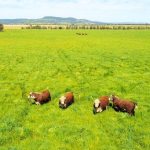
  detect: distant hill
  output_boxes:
[0,16,105,24]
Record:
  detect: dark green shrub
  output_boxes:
[0,24,4,31]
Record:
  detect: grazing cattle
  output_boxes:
[76,33,87,36]
[76,33,80,35]
[59,92,74,109]
[109,95,137,116]
[28,90,51,105]
[93,96,110,114]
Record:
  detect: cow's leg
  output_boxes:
[99,108,103,112]
[35,102,41,105]
[127,109,134,116]
[97,107,103,113]
[113,106,119,112]
[131,109,135,116]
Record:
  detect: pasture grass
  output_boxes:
[0,30,150,150]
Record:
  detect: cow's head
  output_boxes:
[28,92,38,103]
[59,96,67,109]
[28,92,35,99]
[109,95,118,102]
[93,99,102,114]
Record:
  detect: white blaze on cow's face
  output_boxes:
[93,99,102,114]
[28,92,36,99]
[94,99,100,108]
[28,92,32,99]
[109,97,111,101]
[60,96,66,105]
[31,95,35,99]
[109,95,113,101]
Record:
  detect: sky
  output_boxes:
[0,0,150,23]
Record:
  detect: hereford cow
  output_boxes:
[93,96,110,114]
[109,95,137,116]
[59,92,74,109]
[28,90,51,105]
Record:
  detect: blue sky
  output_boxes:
[0,0,150,22]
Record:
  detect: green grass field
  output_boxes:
[0,30,150,150]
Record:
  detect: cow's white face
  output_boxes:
[28,92,37,104]
[59,96,66,104]
[59,96,67,108]
[93,99,102,114]
[94,99,100,108]
[109,95,113,101]
[28,92,36,99]
[31,95,36,99]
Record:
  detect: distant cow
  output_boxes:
[76,33,87,36]
[28,90,51,105]
[109,95,137,116]
[76,33,81,35]
[93,96,110,114]
[59,92,74,109]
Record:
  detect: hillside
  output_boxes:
[0,16,104,24]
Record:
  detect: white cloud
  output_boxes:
[0,0,150,22]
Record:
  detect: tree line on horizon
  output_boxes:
[0,24,4,31]
[21,24,150,30]
[1,24,150,30]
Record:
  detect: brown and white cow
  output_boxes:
[109,95,137,116]
[28,90,51,105]
[93,96,110,114]
[59,92,74,109]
